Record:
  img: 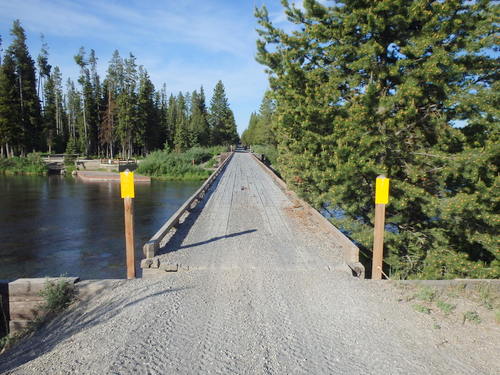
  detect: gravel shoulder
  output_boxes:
[1,272,499,374]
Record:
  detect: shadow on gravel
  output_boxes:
[157,165,226,256]
[176,229,258,251]
[0,281,190,373]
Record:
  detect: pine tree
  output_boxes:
[209,80,238,145]
[173,92,189,151]
[164,94,177,151]
[241,91,276,146]
[51,66,66,150]
[138,67,158,154]
[88,49,101,155]
[74,47,100,156]
[100,50,124,159]
[36,35,50,109]
[0,51,20,157]
[5,20,42,154]
[256,0,499,279]
[116,53,139,159]
[65,78,82,153]
[189,88,210,146]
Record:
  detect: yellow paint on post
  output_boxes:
[375,176,390,205]
[120,171,135,198]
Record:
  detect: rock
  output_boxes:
[159,263,178,272]
[140,259,153,268]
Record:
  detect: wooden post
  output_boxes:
[372,175,390,280]
[120,170,136,279]
[124,197,135,279]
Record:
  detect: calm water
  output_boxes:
[0,175,200,280]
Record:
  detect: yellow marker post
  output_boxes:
[120,170,136,279]
[372,175,390,280]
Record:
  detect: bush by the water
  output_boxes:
[252,145,278,167]
[0,153,47,175]
[137,146,225,180]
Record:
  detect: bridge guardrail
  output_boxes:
[250,152,365,278]
[142,152,234,259]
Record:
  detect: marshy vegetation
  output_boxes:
[0,153,47,175]
[137,146,227,180]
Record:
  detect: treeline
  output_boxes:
[254,1,499,279]
[0,20,239,159]
[241,91,275,146]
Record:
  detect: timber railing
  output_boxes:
[142,152,234,259]
[250,152,365,278]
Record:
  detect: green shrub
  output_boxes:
[436,300,456,315]
[415,287,437,303]
[137,146,226,180]
[39,279,76,313]
[252,144,278,166]
[463,311,481,324]
[413,304,431,314]
[0,153,47,175]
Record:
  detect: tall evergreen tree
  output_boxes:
[256,0,499,278]
[209,80,238,145]
[116,53,139,158]
[74,47,100,156]
[189,87,210,146]
[36,35,50,109]
[0,51,20,157]
[241,91,276,146]
[4,20,42,154]
[165,94,177,151]
[138,67,158,154]
[65,78,81,152]
[173,92,189,151]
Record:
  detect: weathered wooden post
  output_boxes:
[120,169,136,279]
[372,175,390,280]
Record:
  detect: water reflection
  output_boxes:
[0,175,199,280]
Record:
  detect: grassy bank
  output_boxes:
[137,146,226,180]
[0,153,47,175]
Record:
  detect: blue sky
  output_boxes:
[0,0,296,135]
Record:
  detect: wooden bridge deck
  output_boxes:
[142,152,349,277]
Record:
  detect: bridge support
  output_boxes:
[143,240,159,259]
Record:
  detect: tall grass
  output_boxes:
[0,153,47,175]
[137,146,226,180]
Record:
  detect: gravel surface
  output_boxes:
[1,273,498,374]
[1,153,498,374]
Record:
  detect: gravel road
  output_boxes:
[1,153,498,374]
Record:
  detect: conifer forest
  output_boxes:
[0,20,239,159]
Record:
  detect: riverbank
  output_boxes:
[137,146,227,181]
[0,154,47,175]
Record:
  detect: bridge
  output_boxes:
[1,151,497,374]
[141,150,363,278]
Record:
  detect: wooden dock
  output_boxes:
[142,151,362,278]
[77,171,151,182]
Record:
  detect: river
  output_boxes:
[0,175,200,280]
